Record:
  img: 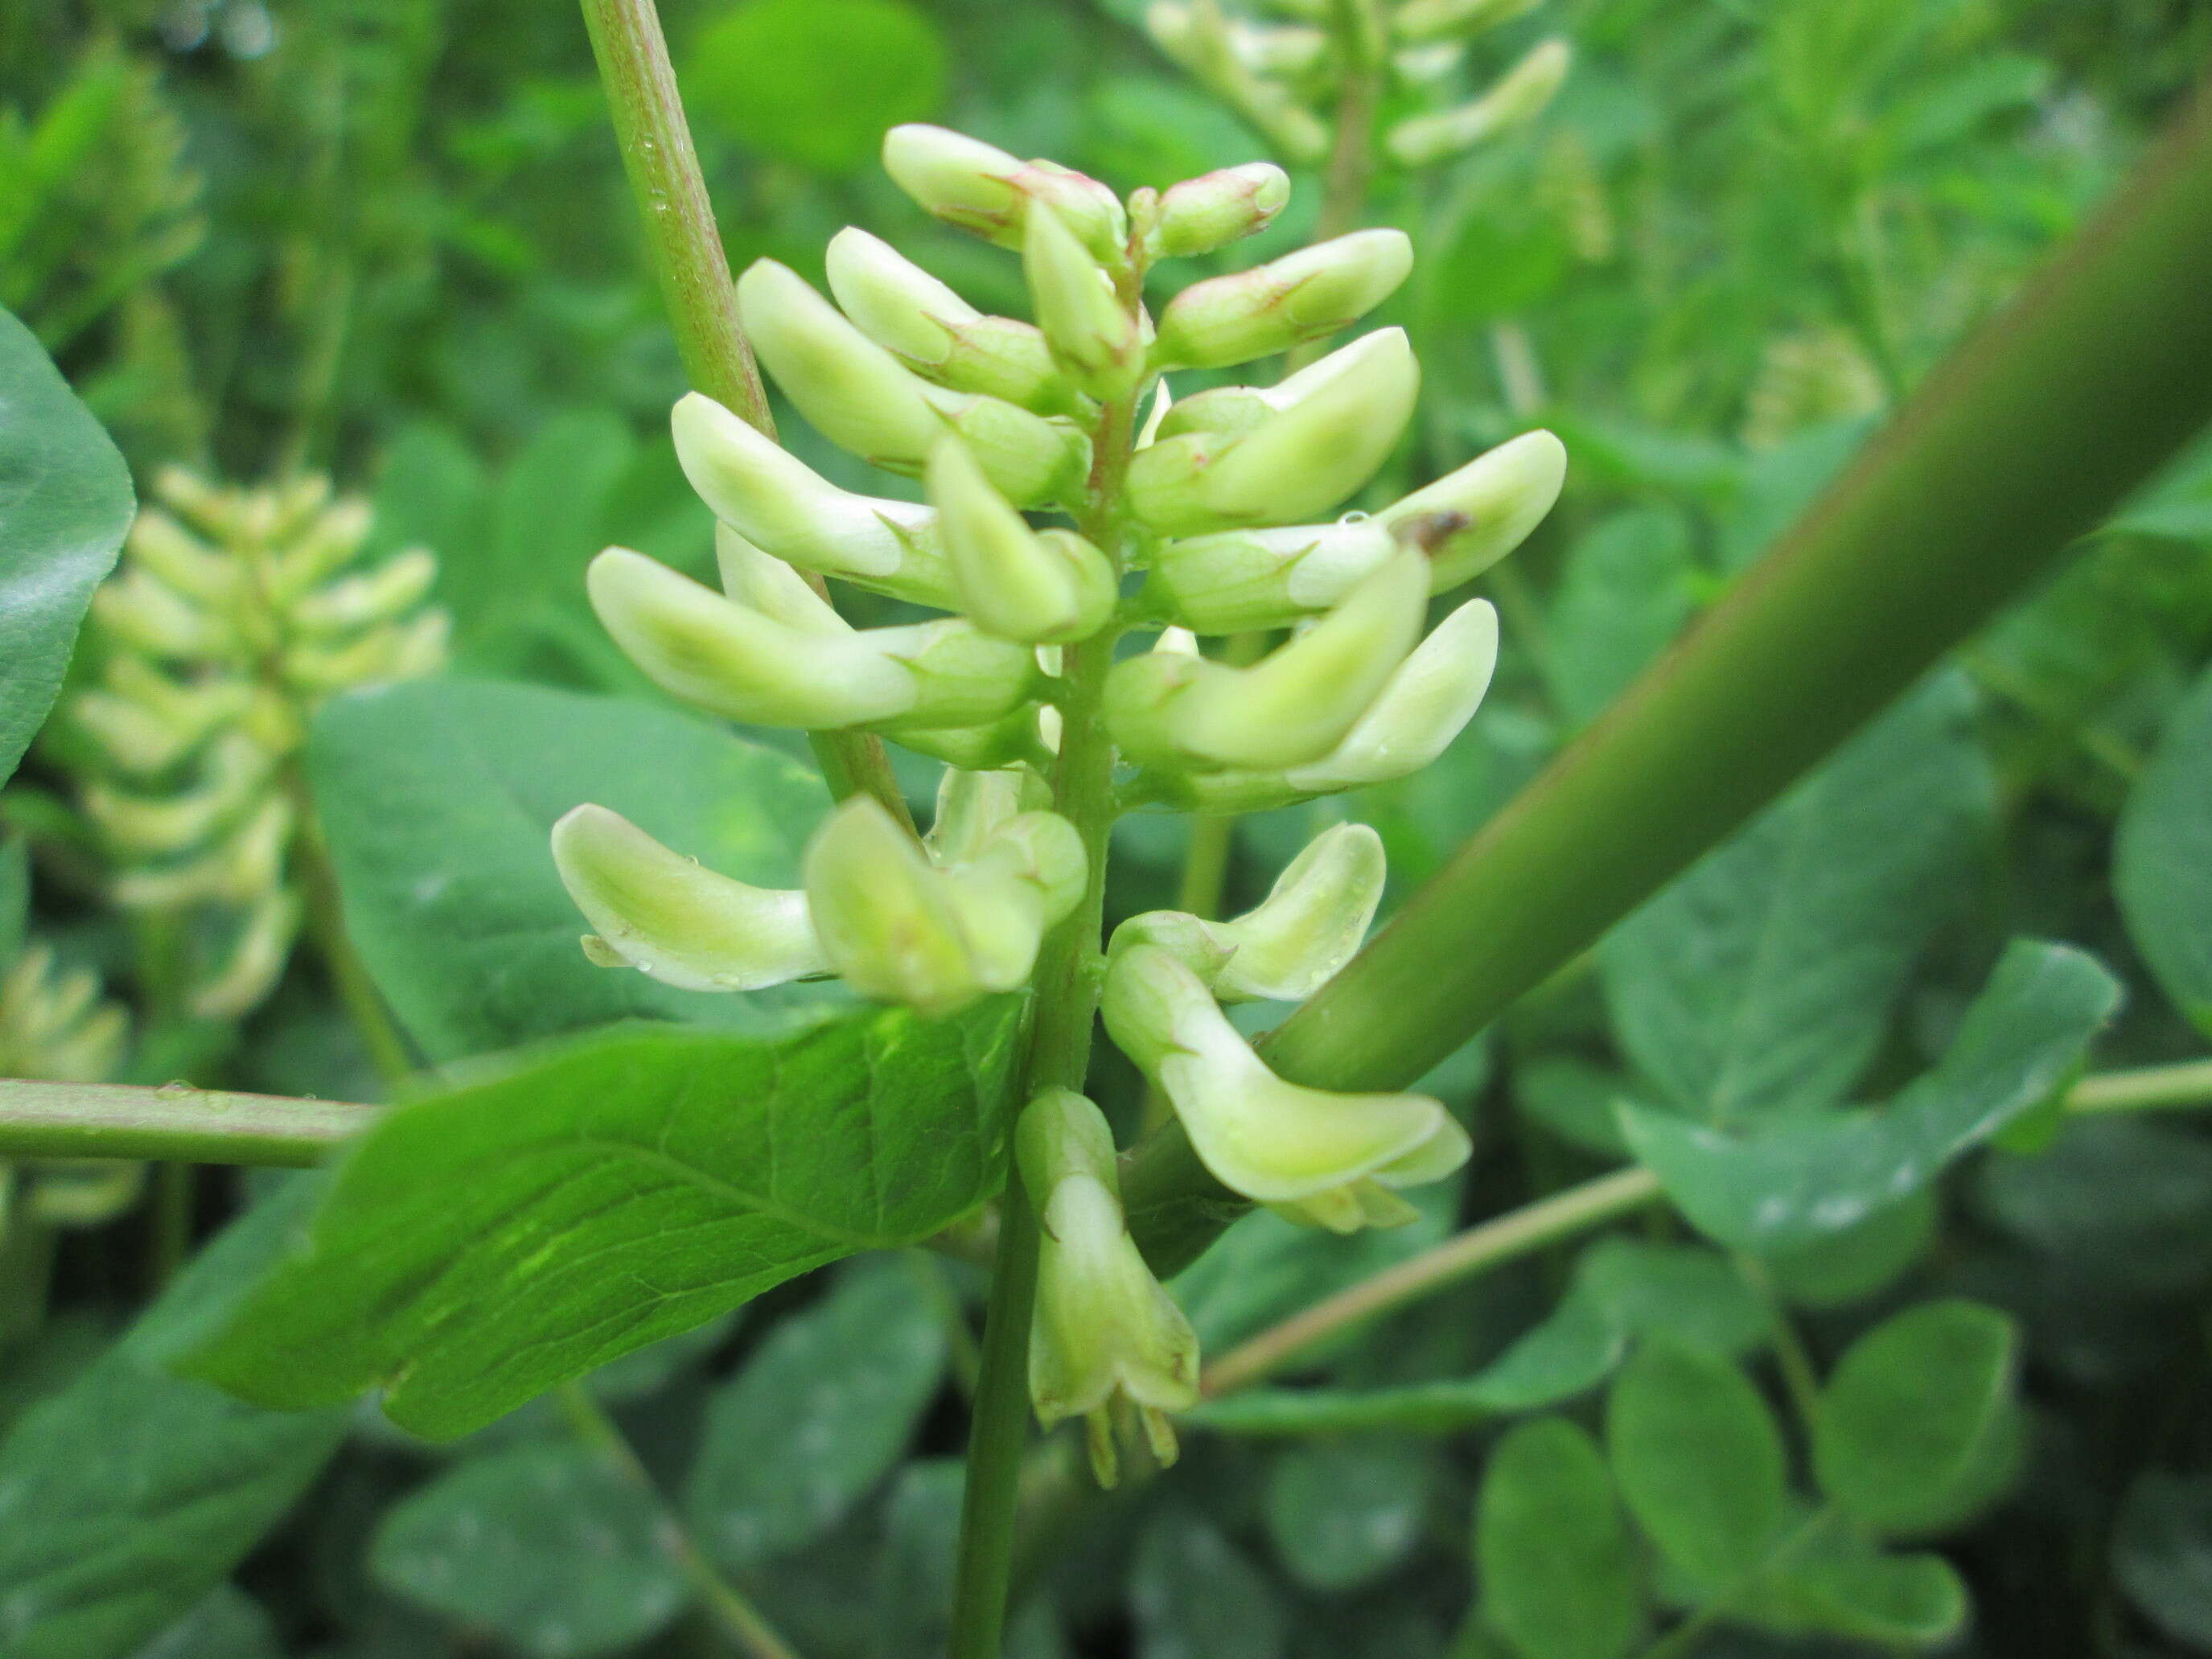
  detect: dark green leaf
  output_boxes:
[1264,1437,1430,1592]
[0,832,27,967]
[1747,1533,1968,1649]
[1813,1299,2021,1536]
[0,1182,349,1659]
[1194,1240,1766,1436]
[1976,1116,2212,1295]
[1619,939,2119,1250]
[2116,664,2212,1036]
[1601,673,1994,1127]
[2114,1472,2212,1651]
[685,0,948,174]
[311,678,840,1063]
[126,1587,282,1659]
[686,1257,947,1568]
[0,302,134,785]
[1133,1507,1288,1659]
[1476,1418,1643,1659]
[184,1000,1021,1438]
[1758,1188,1936,1309]
[1606,1342,1789,1584]
[369,1439,688,1658]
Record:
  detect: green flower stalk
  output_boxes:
[66,468,449,1020]
[553,122,1558,1467]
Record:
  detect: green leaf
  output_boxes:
[0,301,134,786]
[0,832,27,967]
[1264,1437,1430,1592]
[369,1439,689,1658]
[1475,1418,1643,1659]
[184,1000,1022,1438]
[1975,1115,2212,1295]
[1133,1506,1288,1659]
[1758,1187,1936,1309]
[311,678,840,1064]
[1194,1239,1766,1436]
[1601,672,1995,1127]
[684,0,948,174]
[1606,1342,1789,1585]
[1812,1299,2021,1536]
[1755,1534,1968,1649]
[2116,664,2212,1036]
[2114,1472,2212,1651]
[1619,939,2120,1250]
[126,1587,282,1659]
[0,1182,350,1659]
[1543,507,1700,729]
[686,1257,947,1568]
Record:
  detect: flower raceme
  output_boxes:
[552,124,1560,1468]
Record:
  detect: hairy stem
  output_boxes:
[1123,77,2212,1271]
[557,1383,806,1659]
[577,0,913,835]
[948,351,1141,1656]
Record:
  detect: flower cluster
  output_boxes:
[553,125,1562,1475]
[68,468,448,1018]
[1145,0,1570,171]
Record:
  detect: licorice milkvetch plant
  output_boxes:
[547,123,1560,1474]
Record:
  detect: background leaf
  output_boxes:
[1619,939,2120,1250]
[185,1000,1020,1437]
[1811,1299,2021,1537]
[369,1438,689,1658]
[1606,1342,1788,1585]
[2114,1472,2212,1653]
[686,1256,947,1569]
[1132,1507,1287,1659]
[1601,672,1994,1126]
[0,300,134,785]
[0,1182,349,1659]
[1264,1437,1429,1593]
[2115,663,2212,1036]
[1474,1417,1643,1659]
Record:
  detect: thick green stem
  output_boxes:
[557,1384,806,1659]
[577,0,913,835]
[948,371,1140,1658]
[1124,76,2212,1271]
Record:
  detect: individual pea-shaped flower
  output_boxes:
[1144,428,1566,632]
[1023,203,1146,400]
[1102,942,1470,1233]
[550,804,824,992]
[1124,328,1420,535]
[1142,162,1290,260]
[1112,821,1385,1002]
[804,796,1085,1016]
[735,260,1092,508]
[1106,548,1428,771]
[1020,1087,1201,1487]
[586,546,1042,738]
[1147,596,1503,814]
[824,228,1086,417]
[928,438,1117,644]
[881,125,1128,262]
[671,392,956,607]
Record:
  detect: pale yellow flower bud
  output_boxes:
[881,125,1128,262]
[1392,0,1540,45]
[927,439,1116,644]
[1125,329,1420,535]
[552,804,824,992]
[1148,163,1290,259]
[1152,229,1412,370]
[713,525,851,636]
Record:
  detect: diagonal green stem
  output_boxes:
[1123,74,2212,1271]
[557,1383,806,1659]
[576,0,914,835]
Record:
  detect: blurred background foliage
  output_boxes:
[5,0,2212,1656]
